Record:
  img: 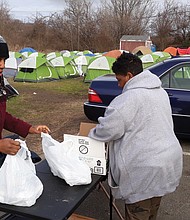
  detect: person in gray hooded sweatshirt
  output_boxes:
[88,52,183,220]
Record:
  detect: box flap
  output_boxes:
[79,122,97,137]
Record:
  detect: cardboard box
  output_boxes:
[63,122,107,176]
[79,122,97,136]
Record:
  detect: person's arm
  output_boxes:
[89,106,125,142]
[4,112,32,138]
[4,112,50,137]
[89,92,138,142]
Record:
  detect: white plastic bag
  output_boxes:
[0,139,43,207]
[41,133,92,186]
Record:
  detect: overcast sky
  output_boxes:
[6,0,66,21]
[5,0,190,21]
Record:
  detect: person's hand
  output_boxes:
[29,125,50,134]
[0,138,20,155]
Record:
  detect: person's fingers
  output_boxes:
[12,140,20,146]
[9,147,19,155]
[38,126,50,133]
[43,126,50,133]
[10,151,16,155]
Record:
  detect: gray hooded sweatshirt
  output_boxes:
[89,69,183,204]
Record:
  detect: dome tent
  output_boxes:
[132,46,152,56]
[84,56,116,82]
[15,57,59,82]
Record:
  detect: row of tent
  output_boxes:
[4,46,174,83]
[164,46,190,56]
[4,49,116,82]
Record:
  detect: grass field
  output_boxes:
[6,77,89,118]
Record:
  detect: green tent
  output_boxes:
[84,56,116,82]
[73,55,93,76]
[64,60,79,77]
[76,50,93,56]
[14,57,60,82]
[46,52,61,60]
[140,54,161,68]
[49,56,79,78]
[9,51,22,58]
[152,51,171,61]
[140,52,171,69]
[28,52,46,58]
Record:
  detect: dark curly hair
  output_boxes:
[112,52,143,76]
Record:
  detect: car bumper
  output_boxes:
[83,102,107,122]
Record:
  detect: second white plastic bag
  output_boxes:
[41,133,92,186]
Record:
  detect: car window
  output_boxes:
[160,73,169,88]
[160,64,190,90]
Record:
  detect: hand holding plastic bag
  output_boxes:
[41,133,92,186]
[0,139,43,207]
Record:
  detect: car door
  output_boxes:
[160,64,190,136]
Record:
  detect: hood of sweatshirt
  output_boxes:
[123,70,161,92]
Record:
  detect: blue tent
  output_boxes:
[19,47,36,53]
[84,53,96,57]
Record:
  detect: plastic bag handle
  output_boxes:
[15,139,31,160]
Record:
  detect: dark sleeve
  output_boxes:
[4,112,32,138]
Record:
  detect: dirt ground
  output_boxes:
[28,95,91,159]
[3,78,92,159]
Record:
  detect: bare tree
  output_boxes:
[150,0,179,50]
[0,1,25,51]
[63,0,97,51]
[47,12,72,50]
[93,6,116,51]
[1,0,190,53]
[27,14,49,50]
[172,4,190,47]
[96,0,155,48]
[0,1,11,37]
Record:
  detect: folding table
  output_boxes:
[0,160,105,220]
